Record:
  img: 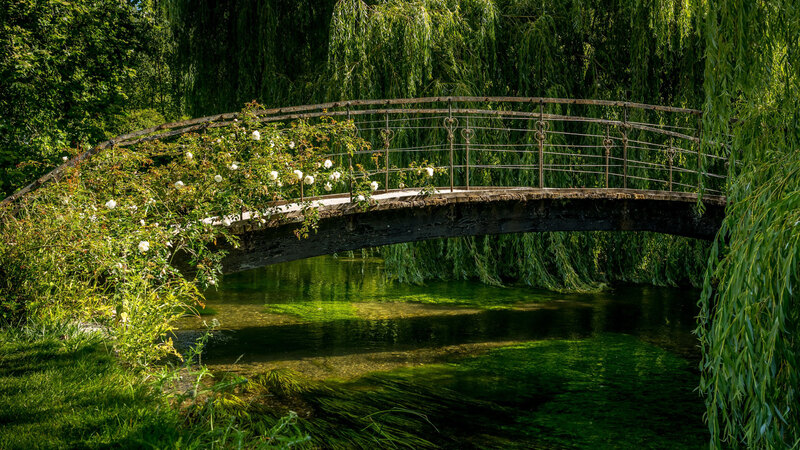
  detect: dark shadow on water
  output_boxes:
[192,288,700,365]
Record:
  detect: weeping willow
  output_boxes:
[694,0,800,447]
[166,0,337,115]
[161,0,712,291]
[322,0,709,290]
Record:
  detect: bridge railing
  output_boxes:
[2,97,729,207]
[250,97,727,197]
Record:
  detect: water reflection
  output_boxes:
[177,256,701,371]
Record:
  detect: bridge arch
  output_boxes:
[212,188,724,274]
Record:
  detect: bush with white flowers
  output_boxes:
[0,101,369,365]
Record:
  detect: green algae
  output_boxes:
[229,334,704,449]
[264,302,358,322]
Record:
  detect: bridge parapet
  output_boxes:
[3,97,728,207]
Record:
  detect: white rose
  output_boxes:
[324,159,333,169]
[399,182,406,189]
[186,152,193,160]
[214,174,223,183]
[330,171,341,181]
[324,182,333,192]
[426,167,434,177]
[62,156,69,162]
[175,181,185,189]
[252,130,261,140]
[370,181,379,191]
[269,171,279,180]
[277,181,283,187]
[293,169,303,180]
[105,199,117,210]
[137,241,150,253]
[304,175,315,185]
[140,219,146,226]
[356,195,365,202]
[289,141,295,149]
[229,163,238,171]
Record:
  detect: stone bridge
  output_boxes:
[213,187,724,274]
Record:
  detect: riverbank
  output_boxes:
[0,326,309,449]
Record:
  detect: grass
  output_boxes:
[0,325,309,449]
[0,326,183,449]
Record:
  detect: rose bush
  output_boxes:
[0,103,372,364]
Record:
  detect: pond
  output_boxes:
[176,255,706,448]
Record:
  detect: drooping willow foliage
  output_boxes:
[159,0,713,292]
[165,0,337,115]
[323,0,710,290]
[694,0,800,447]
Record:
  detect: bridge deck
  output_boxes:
[219,187,726,230]
[200,188,727,274]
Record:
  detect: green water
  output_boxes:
[177,256,706,448]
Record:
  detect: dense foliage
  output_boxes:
[694,1,800,447]
[0,105,366,363]
[0,0,172,198]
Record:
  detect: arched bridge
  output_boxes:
[215,187,725,274]
[3,97,729,274]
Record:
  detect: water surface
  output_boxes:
[176,255,705,448]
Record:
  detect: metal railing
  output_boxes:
[251,97,725,197]
[2,97,729,206]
